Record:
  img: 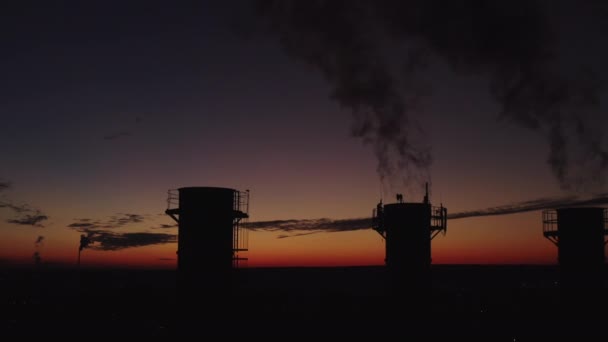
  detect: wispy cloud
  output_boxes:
[0,178,49,227]
[1,202,48,227]
[69,213,148,230]
[0,202,29,213]
[7,213,48,227]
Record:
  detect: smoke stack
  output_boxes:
[78,234,91,266]
[165,187,250,303]
[34,236,44,267]
[542,207,607,289]
[372,184,447,290]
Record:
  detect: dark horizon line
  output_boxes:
[0,262,564,272]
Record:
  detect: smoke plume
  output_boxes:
[33,235,44,265]
[244,218,370,238]
[76,229,176,251]
[245,193,608,237]
[255,0,607,191]
[447,193,608,220]
[79,234,92,251]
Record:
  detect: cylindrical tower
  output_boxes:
[178,187,235,272]
[383,203,432,271]
[372,184,447,289]
[166,186,249,293]
[543,207,607,288]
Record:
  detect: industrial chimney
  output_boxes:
[372,183,447,289]
[166,187,249,294]
[542,207,607,289]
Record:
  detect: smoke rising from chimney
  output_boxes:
[79,233,92,252]
[255,0,607,191]
[34,235,44,265]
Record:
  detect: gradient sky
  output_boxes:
[1,1,607,269]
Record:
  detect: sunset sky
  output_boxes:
[1,1,607,269]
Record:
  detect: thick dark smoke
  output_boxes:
[245,193,608,237]
[255,0,607,191]
[76,229,176,251]
[79,234,92,251]
[71,214,174,253]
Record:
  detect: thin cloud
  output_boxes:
[0,180,49,227]
[0,202,30,213]
[7,213,48,227]
[69,213,147,230]
[108,213,145,226]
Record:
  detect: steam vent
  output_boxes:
[542,207,608,289]
[372,183,447,288]
[166,187,249,293]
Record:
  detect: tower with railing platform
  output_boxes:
[371,183,447,289]
[166,186,249,293]
[542,207,607,289]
